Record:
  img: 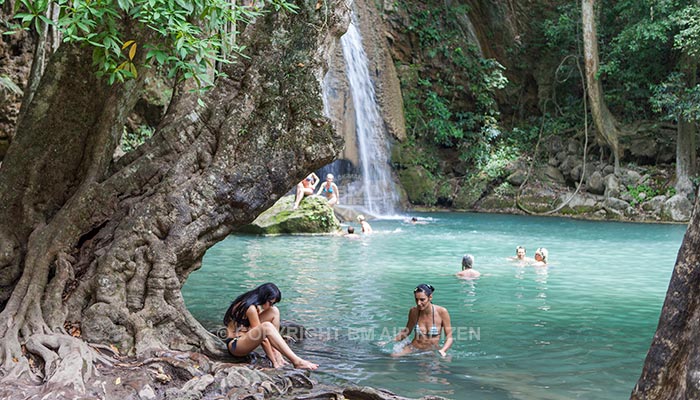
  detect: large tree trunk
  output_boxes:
[582,0,622,173]
[675,53,697,198]
[631,189,700,398]
[0,0,348,392]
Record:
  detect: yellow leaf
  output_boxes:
[129,63,138,78]
[128,43,137,61]
[121,40,135,50]
[116,61,128,71]
[115,377,121,385]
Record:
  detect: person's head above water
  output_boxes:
[462,254,474,270]
[535,247,548,263]
[347,226,355,234]
[357,215,365,222]
[515,246,526,259]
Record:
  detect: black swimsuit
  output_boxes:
[224,337,239,355]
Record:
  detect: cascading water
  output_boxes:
[321,10,399,217]
[338,14,399,216]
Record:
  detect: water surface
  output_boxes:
[183,212,686,399]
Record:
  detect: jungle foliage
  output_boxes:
[2,0,297,87]
[397,0,700,185]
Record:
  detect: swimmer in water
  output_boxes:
[392,284,453,357]
[456,254,480,279]
[532,247,549,266]
[509,245,533,263]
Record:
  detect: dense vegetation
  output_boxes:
[392,0,700,207]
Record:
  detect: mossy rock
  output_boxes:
[239,195,340,234]
[397,166,437,206]
[516,195,558,213]
[453,175,489,209]
[478,194,516,210]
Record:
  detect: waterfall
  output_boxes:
[336,15,399,217]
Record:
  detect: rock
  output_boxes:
[560,156,579,180]
[604,197,632,215]
[238,195,341,234]
[138,385,156,400]
[620,169,643,188]
[604,174,621,198]
[544,165,566,185]
[586,171,605,195]
[397,165,437,205]
[453,174,489,209]
[663,194,693,222]
[181,374,215,393]
[506,169,527,186]
[642,195,667,215]
[562,192,599,208]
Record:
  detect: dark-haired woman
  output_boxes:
[223,283,318,370]
[393,284,453,357]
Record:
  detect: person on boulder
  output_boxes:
[293,172,319,210]
[223,282,318,370]
[316,173,340,207]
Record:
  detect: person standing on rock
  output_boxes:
[223,283,318,370]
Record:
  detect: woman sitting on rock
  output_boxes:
[223,282,318,369]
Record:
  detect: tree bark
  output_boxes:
[0,0,348,391]
[631,189,700,399]
[582,0,622,173]
[675,53,697,198]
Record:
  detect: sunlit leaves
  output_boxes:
[672,5,700,57]
[4,0,296,88]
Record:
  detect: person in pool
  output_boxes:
[456,254,480,279]
[509,246,533,263]
[357,215,373,234]
[223,282,318,370]
[316,173,340,207]
[532,247,549,266]
[393,284,453,357]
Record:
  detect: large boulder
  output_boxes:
[662,194,693,222]
[239,195,341,234]
[586,171,605,195]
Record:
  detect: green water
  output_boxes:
[182,212,687,399]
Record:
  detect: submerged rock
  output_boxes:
[238,195,341,234]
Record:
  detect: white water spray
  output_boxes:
[339,15,399,216]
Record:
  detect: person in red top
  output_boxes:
[293,172,319,210]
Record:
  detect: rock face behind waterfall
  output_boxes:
[239,196,341,234]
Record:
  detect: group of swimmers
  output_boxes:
[223,246,551,370]
[293,172,339,210]
[510,245,549,266]
[457,246,550,280]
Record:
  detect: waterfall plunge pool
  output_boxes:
[183,212,686,399]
